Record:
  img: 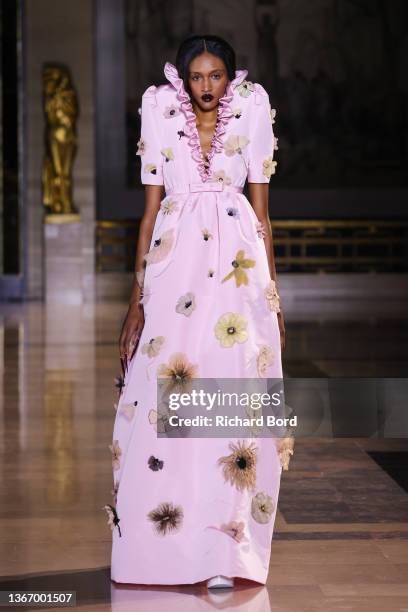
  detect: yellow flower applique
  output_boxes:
[221,249,256,287]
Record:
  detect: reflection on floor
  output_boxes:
[0,300,407,611]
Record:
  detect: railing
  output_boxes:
[96,219,408,273]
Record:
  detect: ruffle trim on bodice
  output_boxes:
[164,61,248,182]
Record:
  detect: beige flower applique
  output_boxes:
[141,336,165,358]
[257,345,275,377]
[223,135,250,157]
[161,147,174,162]
[232,108,242,118]
[209,169,232,185]
[251,491,274,524]
[265,279,281,313]
[156,351,199,395]
[144,228,175,265]
[237,80,255,97]
[201,228,213,241]
[255,220,267,239]
[217,440,258,492]
[262,156,277,179]
[270,106,276,124]
[160,199,179,215]
[136,137,146,155]
[175,292,196,317]
[220,520,245,542]
[144,163,158,175]
[148,403,172,433]
[109,440,122,471]
[119,400,138,421]
[277,436,295,471]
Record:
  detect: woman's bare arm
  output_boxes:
[248,182,285,351]
[248,183,278,285]
[128,185,164,303]
[119,185,163,365]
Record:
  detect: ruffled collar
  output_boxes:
[163,61,248,182]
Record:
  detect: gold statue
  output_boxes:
[42,65,79,218]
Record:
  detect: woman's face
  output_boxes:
[187,52,229,111]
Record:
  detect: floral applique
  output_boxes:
[177,129,186,139]
[141,336,165,358]
[156,352,199,395]
[109,440,122,471]
[209,170,231,185]
[164,105,180,118]
[202,228,213,241]
[274,136,279,151]
[277,437,295,471]
[257,345,275,377]
[226,207,239,218]
[214,312,248,348]
[221,249,256,287]
[136,137,146,155]
[148,402,172,433]
[175,292,196,316]
[220,521,246,542]
[147,501,183,536]
[206,520,246,543]
[237,80,255,97]
[161,147,174,162]
[144,228,175,265]
[217,440,258,491]
[102,504,122,537]
[148,455,164,471]
[265,279,281,312]
[270,106,276,124]
[208,269,215,278]
[232,108,242,119]
[144,163,158,175]
[114,375,125,397]
[251,492,274,524]
[160,199,179,215]
[255,220,267,239]
[262,156,277,179]
[119,400,138,421]
[224,135,249,157]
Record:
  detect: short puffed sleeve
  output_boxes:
[247,85,277,183]
[137,86,164,186]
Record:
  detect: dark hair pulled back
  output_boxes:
[175,34,236,92]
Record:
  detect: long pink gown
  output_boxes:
[109,61,284,585]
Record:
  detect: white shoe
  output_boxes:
[207,575,234,589]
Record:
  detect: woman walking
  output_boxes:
[107,34,292,588]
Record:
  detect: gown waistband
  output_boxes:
[165,182,244,196]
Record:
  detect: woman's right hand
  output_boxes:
[119,301,145,370]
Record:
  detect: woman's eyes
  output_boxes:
[191,74,222,81]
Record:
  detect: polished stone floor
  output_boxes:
[0,299,407,611]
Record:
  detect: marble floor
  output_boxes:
[0,299,407,611]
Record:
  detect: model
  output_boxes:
[106,34,293,588]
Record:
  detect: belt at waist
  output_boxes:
[166,182,244,196]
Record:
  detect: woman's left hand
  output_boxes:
[277,308,286,352]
